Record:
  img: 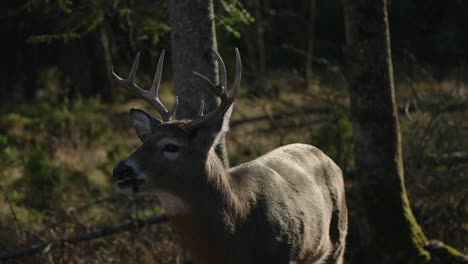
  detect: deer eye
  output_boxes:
[163,144,180,153]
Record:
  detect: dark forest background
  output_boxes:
[0,0,467,263]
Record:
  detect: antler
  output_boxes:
[185,48,242,130]
[112,50,178,122]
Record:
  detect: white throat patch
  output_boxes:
[157,193,191,215]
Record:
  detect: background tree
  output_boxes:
[305,0,317,91]
[343,0,467,263]
[250,0,267,93]
[169,0,229,167]
[0,0,170,103]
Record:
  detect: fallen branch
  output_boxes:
[0,214,168,261]
[256,118,327,134]
[231,107,331,127]
[424,240,468,264]
[231,100,467,128]
[425,151,468,166]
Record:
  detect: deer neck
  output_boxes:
[165,149,247,226]
[160,150,248,262]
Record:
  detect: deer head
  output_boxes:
[111,49,241,196]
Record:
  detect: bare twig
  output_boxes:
[397,100,468,114]
[0,214,168,261]
[0,184,25,240]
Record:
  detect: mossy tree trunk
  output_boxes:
[169,0,229,168]
[342,0,430,263]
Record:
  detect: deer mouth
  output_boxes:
[116,178,146,192]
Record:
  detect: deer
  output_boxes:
[111,48,348,264]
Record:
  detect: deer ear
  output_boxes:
[130,108,162,142]
[215,105,234,139]
[192,105,233,149]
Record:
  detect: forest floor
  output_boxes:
[0,80,466,263]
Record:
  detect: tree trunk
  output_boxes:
[240,0,258,87]
[253,0,266,92]
[305,0,317,92]
[89,26,114,103]
[342,0,430,263]
[22,44,39,102]
[169,0,229,168]
[59,39,92,99]
[1,24,20,102]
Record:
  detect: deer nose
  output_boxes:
[113,161,135,180]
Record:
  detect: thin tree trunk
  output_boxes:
[169,0,229,169]
[240,0,258,89]
[305,0,317,92]
[90,26,114,103]
[9,23,26,101]
[0,53,7,100]
[253,0,266,92]
[23,44,39,102]
[342,0,429,263]
[59,39,92,99]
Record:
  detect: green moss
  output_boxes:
[441,245,465,258]
[425,240,468,264]
[400,178,431,262]
[400,182,467,264]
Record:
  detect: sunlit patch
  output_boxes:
[157,192,191,215]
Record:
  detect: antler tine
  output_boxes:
[149,50,165,96]
[168,96,179,119]
[111,52,141,84]
[212,49,227,90]
[185,48,242,131]
[148,50,177,121]
[231,48,242,99]
[193,70,225,101]
[197,100,205,117]
[193,48,241,100]
[112,50,177,122]
[193,71,216,88]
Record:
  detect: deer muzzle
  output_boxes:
[113,160,146,193]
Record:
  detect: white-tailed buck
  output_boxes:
[112,49,347,264]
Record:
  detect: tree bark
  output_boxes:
[59,38,92,99]
[305,0,317,92]
[342,0,430,263]
[240,0,258,87]
[253,0,266,91]
[22,44,39,102]
[89,26,114,103]
[169,0,229,168]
